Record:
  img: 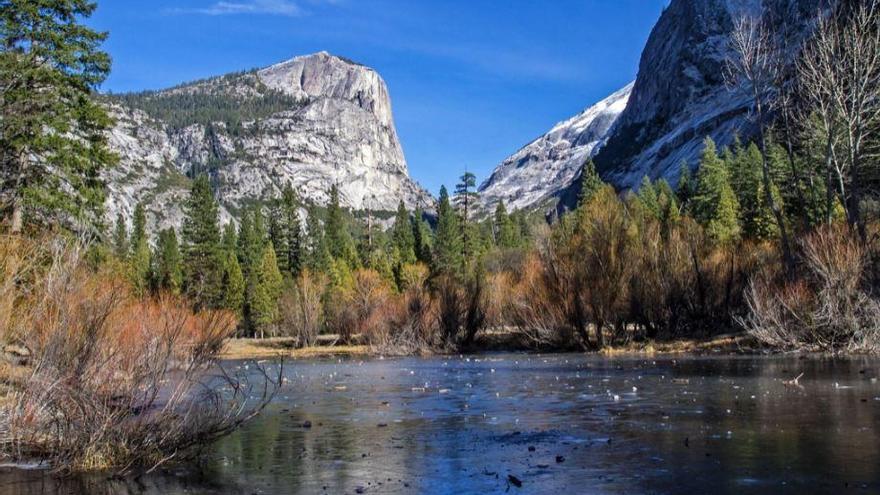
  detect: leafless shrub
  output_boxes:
[368,264,435,356]
[504,249,575,349]
[277,270,325,347]
[743,224,880,351]
[0,238,280,473]
[433,271,487,352]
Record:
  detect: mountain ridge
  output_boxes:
[477,83,633,213]
[104,51,433,231]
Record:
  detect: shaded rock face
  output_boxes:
[478,84,633,213]
[559,0,821,209]
[105,52,432,232]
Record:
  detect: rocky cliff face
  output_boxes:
[579,0,821,198]
[478,0,821,212]
[105,52,432,231]
[478,84,632,212]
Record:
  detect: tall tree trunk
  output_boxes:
[10,150,28,234]
[825,136,835,225]
[755,100,794,272]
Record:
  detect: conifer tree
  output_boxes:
[181,175,223,310]
[454,172,479,225]
[325,185,359,266]
[1,0,115,234]
[281,184,303,277]
[411,207,433,264]
[305,205,331,273]
[221,250,245,312]
[637,176,661,219]
[153,228,182,295]
[692,138,741,243]
[676,164,695,212]
[128,202,151,295]
[728,142,779,240]
[237,207,266,281]
[512,209,531,244]
[391,200,416,265]
[655,179,681,238]
[454,172,480,261]
[578,159,604,208]
[217,222,243,311]
[113,213,129,259]
[433,186,463,275]
[268,200,289,274]
[222,223,238,255]
[494,201,519,249]
[247,244,283,337]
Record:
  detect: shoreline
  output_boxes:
[219,332,763,361]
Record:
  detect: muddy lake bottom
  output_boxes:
[1,353,879,494]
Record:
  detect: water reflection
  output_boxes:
[1,354,879,494]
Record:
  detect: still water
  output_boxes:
[1,353,879,494]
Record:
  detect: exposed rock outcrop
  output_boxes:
[105,52,432,231]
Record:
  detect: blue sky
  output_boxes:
[91,0,668,195]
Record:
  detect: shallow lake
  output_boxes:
[2,353,879,494]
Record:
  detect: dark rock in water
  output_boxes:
[555,455,565,463]
[355,486,366,494]
[377,423,388,428]
[507,474,522,488]
[528,446,536,452]
[302,420,312,428]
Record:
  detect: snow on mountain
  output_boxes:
[105,52,433,232]
[477,83,632,212]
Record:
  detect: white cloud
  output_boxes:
[172,0,303,16]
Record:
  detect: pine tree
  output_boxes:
[325,185,359,266]
[130,203,147,250]
[305,205,331,273]
[433,185,464,275]
[676,163,695,211]
[247,244,283,337]
[391,200,416,265]
[411,207,433,263]
[578,159,604,208]
[1,0,115,234]
[692,138,741,243]
[113,213,129,259]
[222,223,238,254]
[220,250,245,312]
[218,226,245,314]
[655,179,681,238]
[281,184,303,277]
[494,201,519,249]
[455,172,479,224]
[181,175,223,310]
[128,202,151,295]
[236,207,266,281]
[153,228,182,294]
[729,142,779,240]
[268,200,289,274]
[637,176,661,219]
[455,172,479,261]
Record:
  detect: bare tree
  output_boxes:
[832,0,880,239]
[799,1,880,238]
[725,14,795,269]
[799,6,846,225]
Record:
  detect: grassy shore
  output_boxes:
[220,336,370,360]
[219,332,761,360]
